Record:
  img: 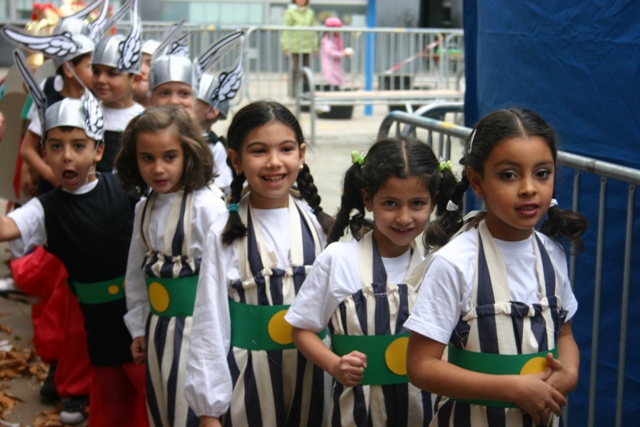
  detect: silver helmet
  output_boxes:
[91,0,142,74]
[44,96,105,143]
[196,73,229,119]
[149,54,194,91]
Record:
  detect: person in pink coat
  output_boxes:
[320,17,352,87]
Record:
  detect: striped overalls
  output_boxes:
[432,221,567,426]
[329,232,434,426]
[226,196,329,427]
[141,191,200,427]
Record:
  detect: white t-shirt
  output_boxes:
[286,239,414,333]
[404,227,578,345]
[103,103,144,131]
[123,187,227,339]
[184,199,326,418]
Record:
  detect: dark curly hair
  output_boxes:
[222,100,334,245]
[115,105,215,197]
[425,108,587,252]
[328,136,457,245]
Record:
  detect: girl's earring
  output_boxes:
[299,164,304,170]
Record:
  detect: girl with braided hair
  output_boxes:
[285,137,457,425]
[185,100,333,427]
[405,108,587,426]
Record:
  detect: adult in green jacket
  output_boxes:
[281,0,318,97]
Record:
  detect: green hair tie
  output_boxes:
[351,150,366,166]
[439,159,453,172]
[228,203,239,213]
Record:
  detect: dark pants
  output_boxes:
[288,52,311,98]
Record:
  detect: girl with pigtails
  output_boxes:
[286,137,457,426]
[405,108,587,426]
[185,101,333,427]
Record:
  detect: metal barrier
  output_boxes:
[378,110,640,427]
[0,20,464,110]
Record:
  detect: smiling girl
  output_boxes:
[185,101,333,427]
[116,105,227,427]
[285,137,457,426]
[405,108,587,426]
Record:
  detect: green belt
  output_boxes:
[229,299,326,351]
[145,276,198,317]
[331,333,410,385]
[71,275,126,305]
[448,345,559,408]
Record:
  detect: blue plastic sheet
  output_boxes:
[464,1,640,424]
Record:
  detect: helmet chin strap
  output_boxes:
[83,143,101,185]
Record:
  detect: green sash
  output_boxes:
[331,333,410,385]
[71,275,125,305]
[229,299,326,351]
[448,345,559,407]
[145,276,198,317]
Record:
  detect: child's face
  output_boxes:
[135,127,185,194]
[132,53,152,99]
[363,176,434,258]
[467,135,555,241]
[149,82,194,112]
[193,99,220,128]
[91,64,134,108]
[228,121,306,209]
[42,127,104,191]
[68,54,93,88]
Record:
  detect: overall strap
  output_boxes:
[140,190,194,257]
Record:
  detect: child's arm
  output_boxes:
[407,332,566,425]
[292,327,367,387]
[20,130,58,187]
[0,217,21,242]
[544,322,580,395]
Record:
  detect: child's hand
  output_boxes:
[332,350,367,387]
[131,336,147,364]
[199,416,222,427]
[544,352,579,396]
[513,369,566,425]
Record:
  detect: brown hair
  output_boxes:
[115,105,215,196]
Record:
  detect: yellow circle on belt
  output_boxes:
[148,282,170,313]
[520,356,548,375]
[108,285,120,295]
[268,310,293,345]
[385,337,409,376]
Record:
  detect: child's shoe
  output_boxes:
[39,361,58,402]
[59,396,88,425]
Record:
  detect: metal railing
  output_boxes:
[378,110,640,427]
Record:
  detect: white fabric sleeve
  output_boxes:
[7,198,47,257]
[184,225,232,418]
[546,238,579,322]
[210,143,232,196]
[123,201,149,339]
[286,251,338,332]
[404,253,464,344]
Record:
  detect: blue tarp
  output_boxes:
[464,1,640,424]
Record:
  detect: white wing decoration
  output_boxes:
[152,20,185,63]
[169,32,190,57]
[2,27,80,58]
[102,0,133,37]
[86,0,110,43]
[82,90,104,140]
[211,37,245,105]
[117,0,141,72]
[13,50,47,136]
[195,31,244,80]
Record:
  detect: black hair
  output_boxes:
[56,52,92,76]
[222,100,334,245]
[328,136,457,245]
[425,108,587,252]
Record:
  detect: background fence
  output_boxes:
[378,109,640,426]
